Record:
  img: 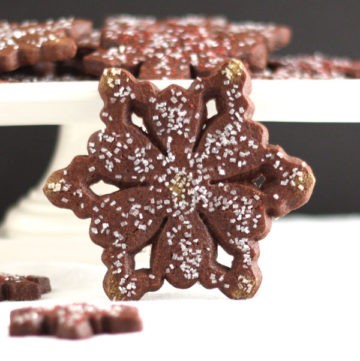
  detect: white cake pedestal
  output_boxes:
[1,123,100,239]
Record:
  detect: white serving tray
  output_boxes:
[1,79,360,125]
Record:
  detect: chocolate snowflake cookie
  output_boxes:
[0,17,92,72]
[10,303,142,339]
[83,15,291,78]
[253,54,360,79]
[0,273,51,301]
[44,60,315,300]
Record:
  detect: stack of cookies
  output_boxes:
[0,18,95,81]
[1,15,359,81]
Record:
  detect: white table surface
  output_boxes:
[0,215,359,360]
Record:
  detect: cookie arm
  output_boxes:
[261,146,315,217]
[43,155,99,219]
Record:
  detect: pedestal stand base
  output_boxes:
[1,123,100,239]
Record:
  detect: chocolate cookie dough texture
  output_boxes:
[77,29,101,56]
[10,303,142,339]
[1,16,360,82]
[253,54,360,79]
[0,273,51,301]
[0,17,92,72]
[83,15,291,79]
[44,60,315,300]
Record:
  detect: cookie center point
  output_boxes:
[223,59,245,81]
[168,172,194,203]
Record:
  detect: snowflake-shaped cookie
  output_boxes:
[44,60,315,300]
[84,16,291,78]
[10,303,142,339]
[0,18,92,72]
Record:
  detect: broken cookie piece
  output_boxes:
[0,273,51,301]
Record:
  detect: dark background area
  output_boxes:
[0,0,360,220]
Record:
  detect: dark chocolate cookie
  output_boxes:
[0,273,51,301]
[44,60,315,300]
[10,303,142,339]
[83,15,291,78]
[0,18,92,72]
[253,54,360,79]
